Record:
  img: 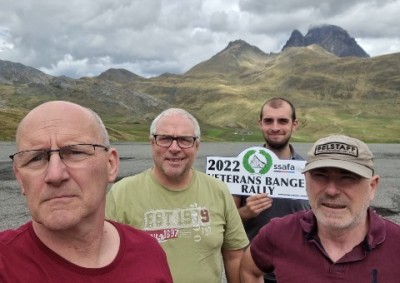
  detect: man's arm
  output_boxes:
[240,246,264,283]
[222,248,245,283]
[233,194,273,221]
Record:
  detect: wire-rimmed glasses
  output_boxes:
[9,143,109,170]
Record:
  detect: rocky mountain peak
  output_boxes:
[282,24,369,58]
[216,39,266,57]
[284,29,305,48]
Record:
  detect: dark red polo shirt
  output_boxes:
[250,209,400,282]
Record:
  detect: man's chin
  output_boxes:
[33,211,81,231]
[266,140,288,150]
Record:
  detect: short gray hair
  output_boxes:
[150,108,201,141]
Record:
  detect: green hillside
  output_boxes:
[1,43,399,143]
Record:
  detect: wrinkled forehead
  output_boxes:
[16,104,100,146]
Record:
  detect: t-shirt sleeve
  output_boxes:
[249,222,275,273]
[221,183,250,250]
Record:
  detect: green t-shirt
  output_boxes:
[106,169,249,283]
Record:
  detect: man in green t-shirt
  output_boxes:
[106,108,249,283]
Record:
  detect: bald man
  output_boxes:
[1,101,172,282]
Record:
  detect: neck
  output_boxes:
[317,218,369,262]
[152,167,193,191]
[32,219,119,268]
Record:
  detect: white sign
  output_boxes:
[206,146,308,199]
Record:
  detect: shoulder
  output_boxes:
[194,169,227,187]
[367,210,400,251]
[269,210,307,226]
[257,210,311,238]
[115,170,149,185]
[110,220,160,247]
[109,170,150,193]
[193,170,232,195]
[0,222,31,246]
[384,218,400,234]
[375,213,400,237]
[251,211,307,249]
[289,144,304,160]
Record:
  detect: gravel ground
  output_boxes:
[1,141,399,230]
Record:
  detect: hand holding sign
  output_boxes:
[206,146,308,199]
[242,194,273,219]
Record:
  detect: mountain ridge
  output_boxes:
[1,25,399,143]
[282,24,369,58]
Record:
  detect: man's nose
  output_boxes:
[324,179,341,195]
[169,139,181,150]
[44,152,69,184]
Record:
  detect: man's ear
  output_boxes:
[258,119,262,129]
[292,119,299,132]
[150,135,155,145]
[369,175,380,201]
[107,148,120,183]
[13,165,26,195]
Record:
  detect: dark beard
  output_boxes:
[265,138,289,150]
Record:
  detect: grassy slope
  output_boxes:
[1,47,399,143]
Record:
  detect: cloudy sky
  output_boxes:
[0,0,399,79]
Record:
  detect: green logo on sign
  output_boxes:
[243,149,272,174]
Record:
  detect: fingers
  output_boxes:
[245,194,273,217]
[247,194,271,206]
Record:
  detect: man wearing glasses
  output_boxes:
[106,108,249,283]
[1,101,172,282]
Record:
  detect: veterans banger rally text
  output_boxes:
[206,146,308,199]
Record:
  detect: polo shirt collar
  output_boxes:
[300,208,386,249]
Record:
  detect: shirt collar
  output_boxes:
[300,208,386,249]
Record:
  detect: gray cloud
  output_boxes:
[0,0,399,78]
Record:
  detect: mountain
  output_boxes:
[1,34,400,143]
[283,29,305,48]
[0,60,53,84]
[184,39,274,79]
[97,68,144,83]
[282,25,369,58]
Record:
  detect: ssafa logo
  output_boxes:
[242,149,272,174]
[273,163,298,173]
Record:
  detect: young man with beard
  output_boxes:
[106,108,249,283]
[233,97,310,283]
[240,134,400,282]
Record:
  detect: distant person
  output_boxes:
[233,97,310,282]
[240,134,400,282]
[1,101,172,282]
[106,108,249,283]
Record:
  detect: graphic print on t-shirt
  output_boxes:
[143,203,211,243]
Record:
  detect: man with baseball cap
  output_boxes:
[240,134,400,282]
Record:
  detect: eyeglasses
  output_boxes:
[153,135,197,149]
[9,144,109,170]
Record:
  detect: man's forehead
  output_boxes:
[159,115,193,126]
[21,114,93,131]
[17,115,99,145]
[264,104,291,113]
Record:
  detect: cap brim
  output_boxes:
[302,159,373,178]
